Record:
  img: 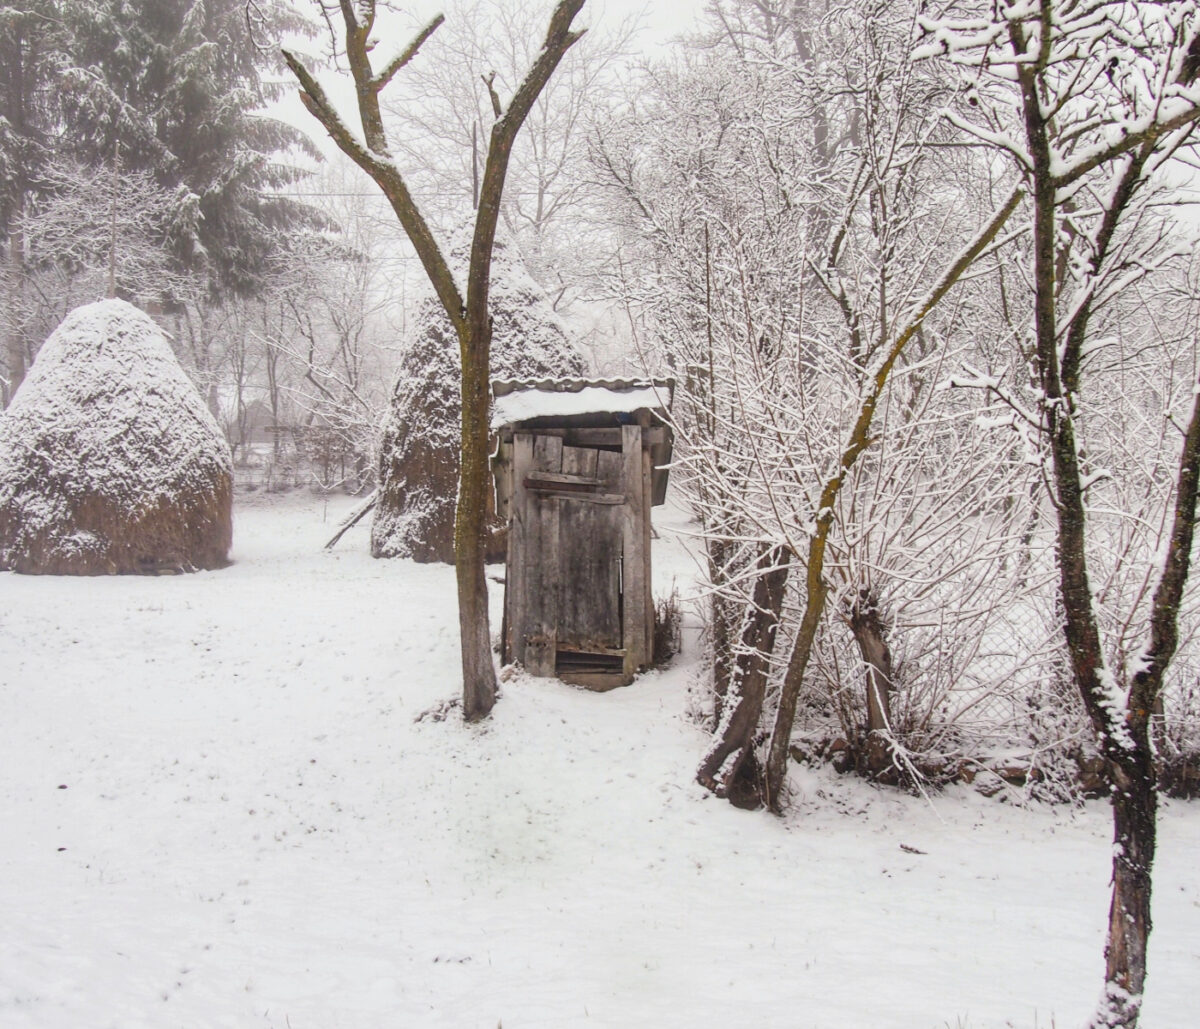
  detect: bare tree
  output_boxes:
[0,159,203,386]
[192,218,395,493]
[283,0,586,721]
[922,3,1200,1024]
[600,0,1022,805]
[382,0,636,309]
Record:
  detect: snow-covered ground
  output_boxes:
[1,491,1196,1029]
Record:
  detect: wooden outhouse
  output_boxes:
[491,378,673,690]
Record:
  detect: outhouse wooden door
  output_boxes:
[507,425,650,686]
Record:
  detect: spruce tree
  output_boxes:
[56,0,321,299]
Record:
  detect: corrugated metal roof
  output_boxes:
[492,377,674,400]
[491,377,674,433]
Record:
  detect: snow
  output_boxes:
[492,383,668,430]
[0,490,1198,1028]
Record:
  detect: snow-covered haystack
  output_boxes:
[371,242,586,564]
[0,299,233,575]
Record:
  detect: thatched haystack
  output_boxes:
[371,244,586,564]
[0,299,233,574]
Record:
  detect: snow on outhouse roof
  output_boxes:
[490,377,673,431]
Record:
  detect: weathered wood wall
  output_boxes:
[499,418,661,688]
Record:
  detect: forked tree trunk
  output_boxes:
[1084,372,1200,1028]
[1003,22,1200,1013]
[284,0,584,722]
[1045,265,1157,1029]
[697,545,789,806]
[1005,25,1200,1015]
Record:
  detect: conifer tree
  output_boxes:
[372,234,586,563]
[2,0,324,400]
[57,0,321,298]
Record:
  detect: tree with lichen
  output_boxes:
[283,0,586,721]
[599,0,1022,805]
[921,3,1200,1024]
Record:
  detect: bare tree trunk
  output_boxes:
[5,222,26,404]
[847,588,895,777]
[455,317,497,720]
[2,18,30,406]
[107,137,120,299]
[1018,44,1152,1023]
[1089,370,1200,1027]
[1000,12,1200,1017]
[765,549,829,811]
[697,545,789,806]
[1094,738,1157,1028]
[265,311,282,463]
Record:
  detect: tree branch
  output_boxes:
[468,0,586,324]
[1130,372,1200,718]
[1053,105,1200,190]
[282,44,466,331]
[482,71,502,119]
[374,14,445,92]
[281,49,380,169]
[1053,29,1200,193]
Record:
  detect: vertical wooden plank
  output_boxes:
[556,496,622,652]
[533,434,563,475]
[525,434,562,677]
[621,424,647,677]
[595,449,622,489]
[507,432,534,667]
[492,441,513,521]
[561,445,598,478]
